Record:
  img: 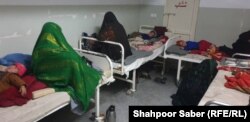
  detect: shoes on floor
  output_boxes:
[154,77,167,84]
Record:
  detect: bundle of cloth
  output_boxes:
[225,71,250,94]
[219,30,250,57]
[0,53,31,70]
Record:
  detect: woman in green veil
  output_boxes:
[32,22,101,112]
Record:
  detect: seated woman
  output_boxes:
[32,22,101,112]
[97,11,132,61]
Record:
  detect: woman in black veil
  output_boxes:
[97,11,132,61]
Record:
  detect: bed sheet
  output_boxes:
[113,44,164,74]
[0,92,70,122]
[199,70,249,106]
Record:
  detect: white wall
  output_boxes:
[139,0,165,6]
[195,0,250,47]
[0,0,250,56]
[0,0,165,6]
[200,0,250,9]
[0,6,140,56]
[0,0,140,5]
[1,0,250,8]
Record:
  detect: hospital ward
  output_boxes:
[0,0,249,122]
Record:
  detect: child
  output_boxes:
[0,63,27,96]
[129,30,158,43]
[140,30,157,40]
[207,44,225,61]
[159,35,168,44]
[176,40,212,52]
[176,40,199,51]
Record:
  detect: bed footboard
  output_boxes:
[74,48,115,122]
[163,35,182,57]
[79,36,126,75]
[74,48,115,84]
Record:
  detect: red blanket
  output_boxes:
[0,75,47,107]
[225,71,250,94]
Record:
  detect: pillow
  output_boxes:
[166,45,188,56]
[32,88,55,99]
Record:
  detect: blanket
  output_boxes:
[225,71,250,94]
[0,75,47,107]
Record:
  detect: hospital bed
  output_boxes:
[162,33,208,85]
[199,53,250,106]
[139,25,209,85]
[78,25,172,94]
[198,70,249,106]
[79,37,165,94]
[75,49,115,122]
[0,49,115,122]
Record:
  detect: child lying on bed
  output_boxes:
[129,30,159,45]
[176,40,211,52]
[0,63,48,107]
[129,30,156,39]
[176,40,226,61]
[0,63,27,96]
[141,30,157,40]
[0,63,30,106]
[135,36,168,51]
[130,35,168,52]
[206,44,227,61]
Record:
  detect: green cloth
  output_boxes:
[32,22,101,111]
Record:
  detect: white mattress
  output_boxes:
[165,53,207,63]
[118,45,164,74]
[0,92,70,122]
[199,70,249,106]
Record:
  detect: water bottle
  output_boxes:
[105,105,116,122]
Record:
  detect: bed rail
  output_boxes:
[79,36,127,75]
[163,35,182,57]
[204,100,229,106]
[74,48,115,84]
[232,53,250,59]
[74,48,115,122]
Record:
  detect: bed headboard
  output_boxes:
[139,25,154,34]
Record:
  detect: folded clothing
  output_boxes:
[225,71,250,94]
[32,88,55,99]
